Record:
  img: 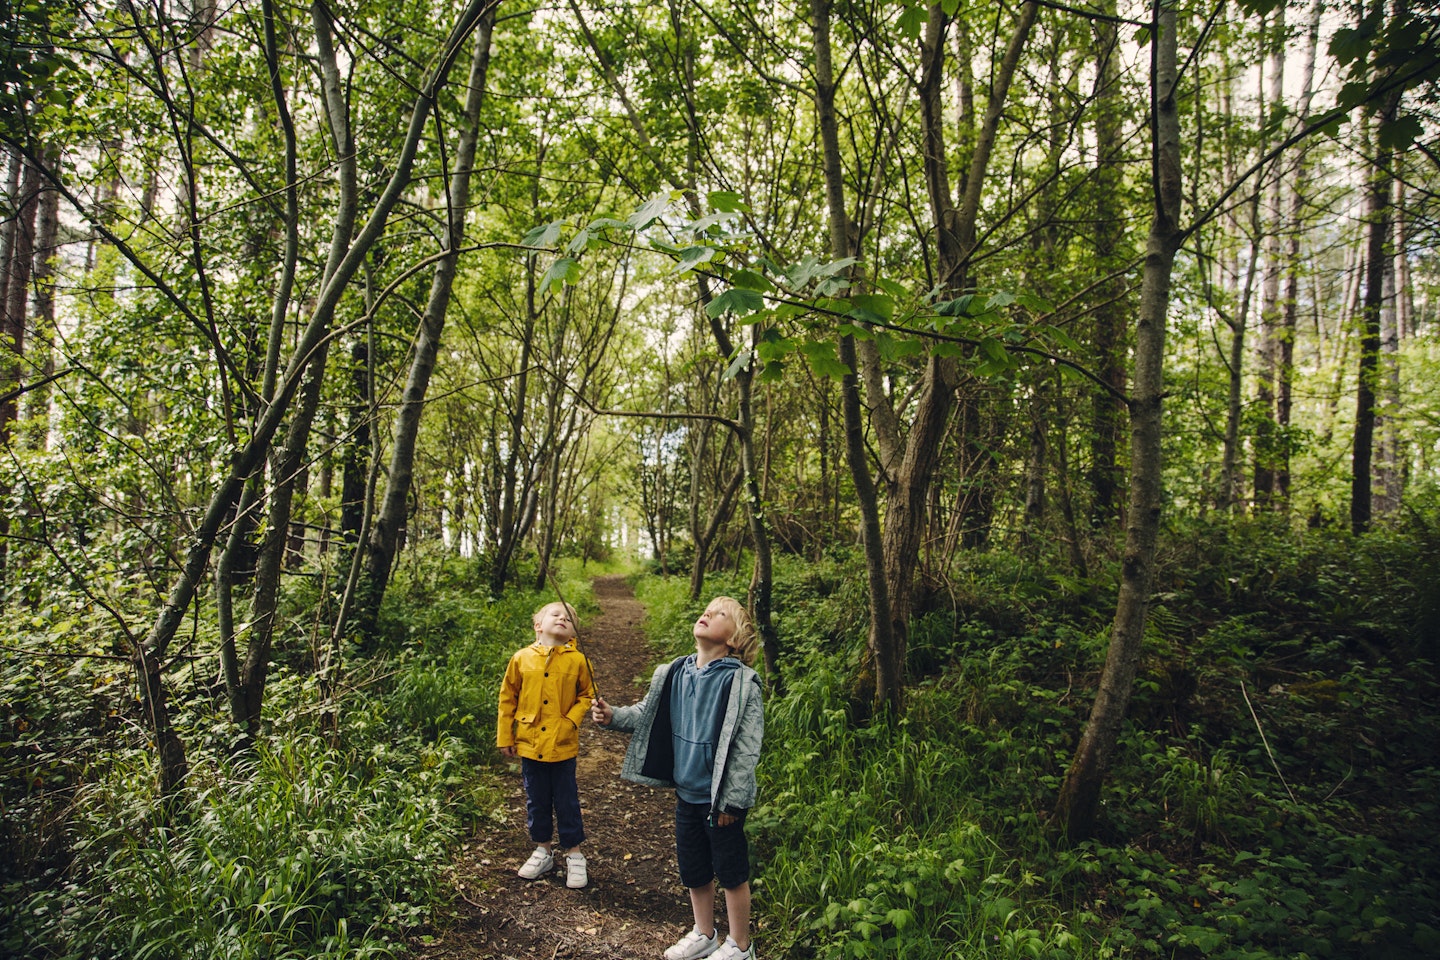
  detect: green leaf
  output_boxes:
[877,333,924,362]
[897,5,926,39]
[1016,291,1054,314]
[1328,28,1367,67]
[708,190,749,213]
[873,277,908,298]
[731,268,775,292]
[723,347,753,381]
[885,908,914,931]
[1337,80,1370,110]
[755,334,796,362]
[979,338,1009,363]
[565,227,592,256]
[936,294,979,317]
[800,341,852,380]
[539,257,580,292]
[1378,114,1424,151]
[628,193,673,230]
[985,290,1016,310]
[787,256,856,288]
[849,293,895,322]
[522,220,563,247]
[672,245,717,275]
[688,211,741,234]
[1042,324,1082,354]
[705,287,766,318]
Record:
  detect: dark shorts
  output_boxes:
[674,798,749,890]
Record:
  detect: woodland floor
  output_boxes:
[408,575,705,960]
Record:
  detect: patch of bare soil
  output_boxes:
[409,576,693,960]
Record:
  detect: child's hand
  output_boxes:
[590,696,612,725]
[499,745,517,758]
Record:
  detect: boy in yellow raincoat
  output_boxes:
[497,600,596,888]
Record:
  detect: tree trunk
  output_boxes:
[1252,9,1285,509]
[22,149,60,443]
[1352,106,1395,535]
[1273,1,1322,505]
[810,0,898,715]
[690,465,743,601]
[1220,217,1260,512]
[0,152,41,594]
[360,12,495,626]
[1053,0,1180,841]
[1089,1,1127,531]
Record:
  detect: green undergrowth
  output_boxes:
[6,527,1436,959]
[1,553,603,958]
[637,517,1440,959]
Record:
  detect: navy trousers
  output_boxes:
[521,756,585,849]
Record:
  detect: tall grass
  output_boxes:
[6,733,474,959]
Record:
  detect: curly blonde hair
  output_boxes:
[709,595,757,666]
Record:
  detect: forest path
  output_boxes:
[412,575,684,960]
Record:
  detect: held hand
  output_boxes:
[714,811,737,827]
[590,696,612,725]
[499,745,517,758]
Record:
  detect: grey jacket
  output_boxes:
[603,655,764,812]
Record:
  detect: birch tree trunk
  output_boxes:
[1275,0,1322,504]
[1053,0,1181,841]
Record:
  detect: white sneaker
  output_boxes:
[711,937,755,960]
[663,927,719,960]
[517,846,553,880]
[565,851,588,888]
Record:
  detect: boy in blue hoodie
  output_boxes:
[592,596,763,960]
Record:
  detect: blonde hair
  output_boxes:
[710,595,757,666]
[533,600,578,624]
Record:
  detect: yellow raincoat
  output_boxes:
[496,640,596,762]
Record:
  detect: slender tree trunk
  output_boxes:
[1352,106,1395,535]
[360,12,495,625]
[1089,1,1127,531]
[690,465,743,601]
[0,153,41,595]
[1220,221,1260,511]
[1375,225,1402,514]
[239,343,329,731]
[1274,0,1322,505]
[1252,9,1285,509]
[1053,0,1180,841]
[810,0,897,715]
[339,337,371,544]
[22,150,60,443]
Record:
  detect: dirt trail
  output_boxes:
[412,575,684,960]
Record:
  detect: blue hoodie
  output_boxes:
[670,655,742,803]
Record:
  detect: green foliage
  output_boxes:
[3,733,469,959]
[731,521,1440,959]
